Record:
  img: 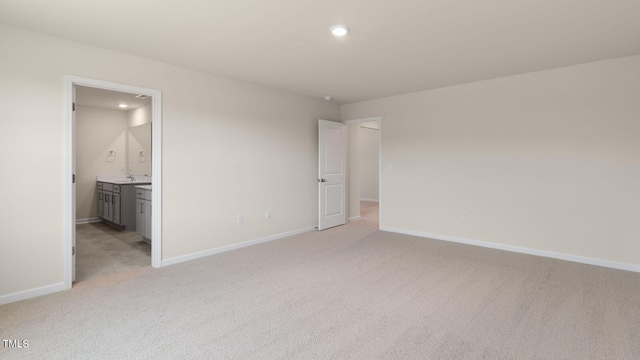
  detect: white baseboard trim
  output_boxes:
[0,282,66,306]
[348,216,362,222]
[360,198,379,203]
[76,217,102,225]
[162,226,316,267]
[381,226,640,273]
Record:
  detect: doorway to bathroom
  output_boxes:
[74,85,153,283]
[63,75,163,289]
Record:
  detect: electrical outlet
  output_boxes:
[120,164,125,171]
[265,210,271,220]
[462,211,468,221]
[237,213,244,224]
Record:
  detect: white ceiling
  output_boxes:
[1,0,639,104]
[76,86,151,110]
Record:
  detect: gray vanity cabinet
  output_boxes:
[103,192,112,222]
[98,181,150,231]
[101,182,114,222]
[97,182,104,218]
[112,191,121,225]
[136,197,145,239]
[136,188,152,243]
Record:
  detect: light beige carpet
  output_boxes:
[2,204,640,359]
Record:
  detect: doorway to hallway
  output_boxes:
[360,200,379,224]
[345,116,382,227]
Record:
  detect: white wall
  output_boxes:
[76,105,128,220]
[342,55,640,267]
[0,25,339,300]
[359,127,379,201]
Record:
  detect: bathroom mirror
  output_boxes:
[127,122,152,176]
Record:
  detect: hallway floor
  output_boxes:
[359,200,379,223]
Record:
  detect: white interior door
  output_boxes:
[72,86,77,282]
[318,119,347,230]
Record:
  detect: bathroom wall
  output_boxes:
[76,105,128,221]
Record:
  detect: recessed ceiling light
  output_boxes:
[118,104,128,108]
[324,96,333,101]
[330,25,349,37]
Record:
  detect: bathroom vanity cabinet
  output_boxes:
[136,186,152,243]
[97,181,150,231]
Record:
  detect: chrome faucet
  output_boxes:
[127,174,136,181]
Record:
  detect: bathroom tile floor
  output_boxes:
[75,222,151,283]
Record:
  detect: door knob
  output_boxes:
[318,179,327,182]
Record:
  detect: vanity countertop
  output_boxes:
[97,176,152,185]
[135,185,152,191]
[99,179,151,185]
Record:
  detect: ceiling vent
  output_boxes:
[135,94,149,99]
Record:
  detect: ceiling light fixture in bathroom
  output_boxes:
[118,104,128,108]
[330,25,349,37]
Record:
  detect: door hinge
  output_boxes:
[72,102,76,111]
[72,174,76,183]
[72,246,76,256]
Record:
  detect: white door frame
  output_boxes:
[343,116,382,228]
[63,75,163,290]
